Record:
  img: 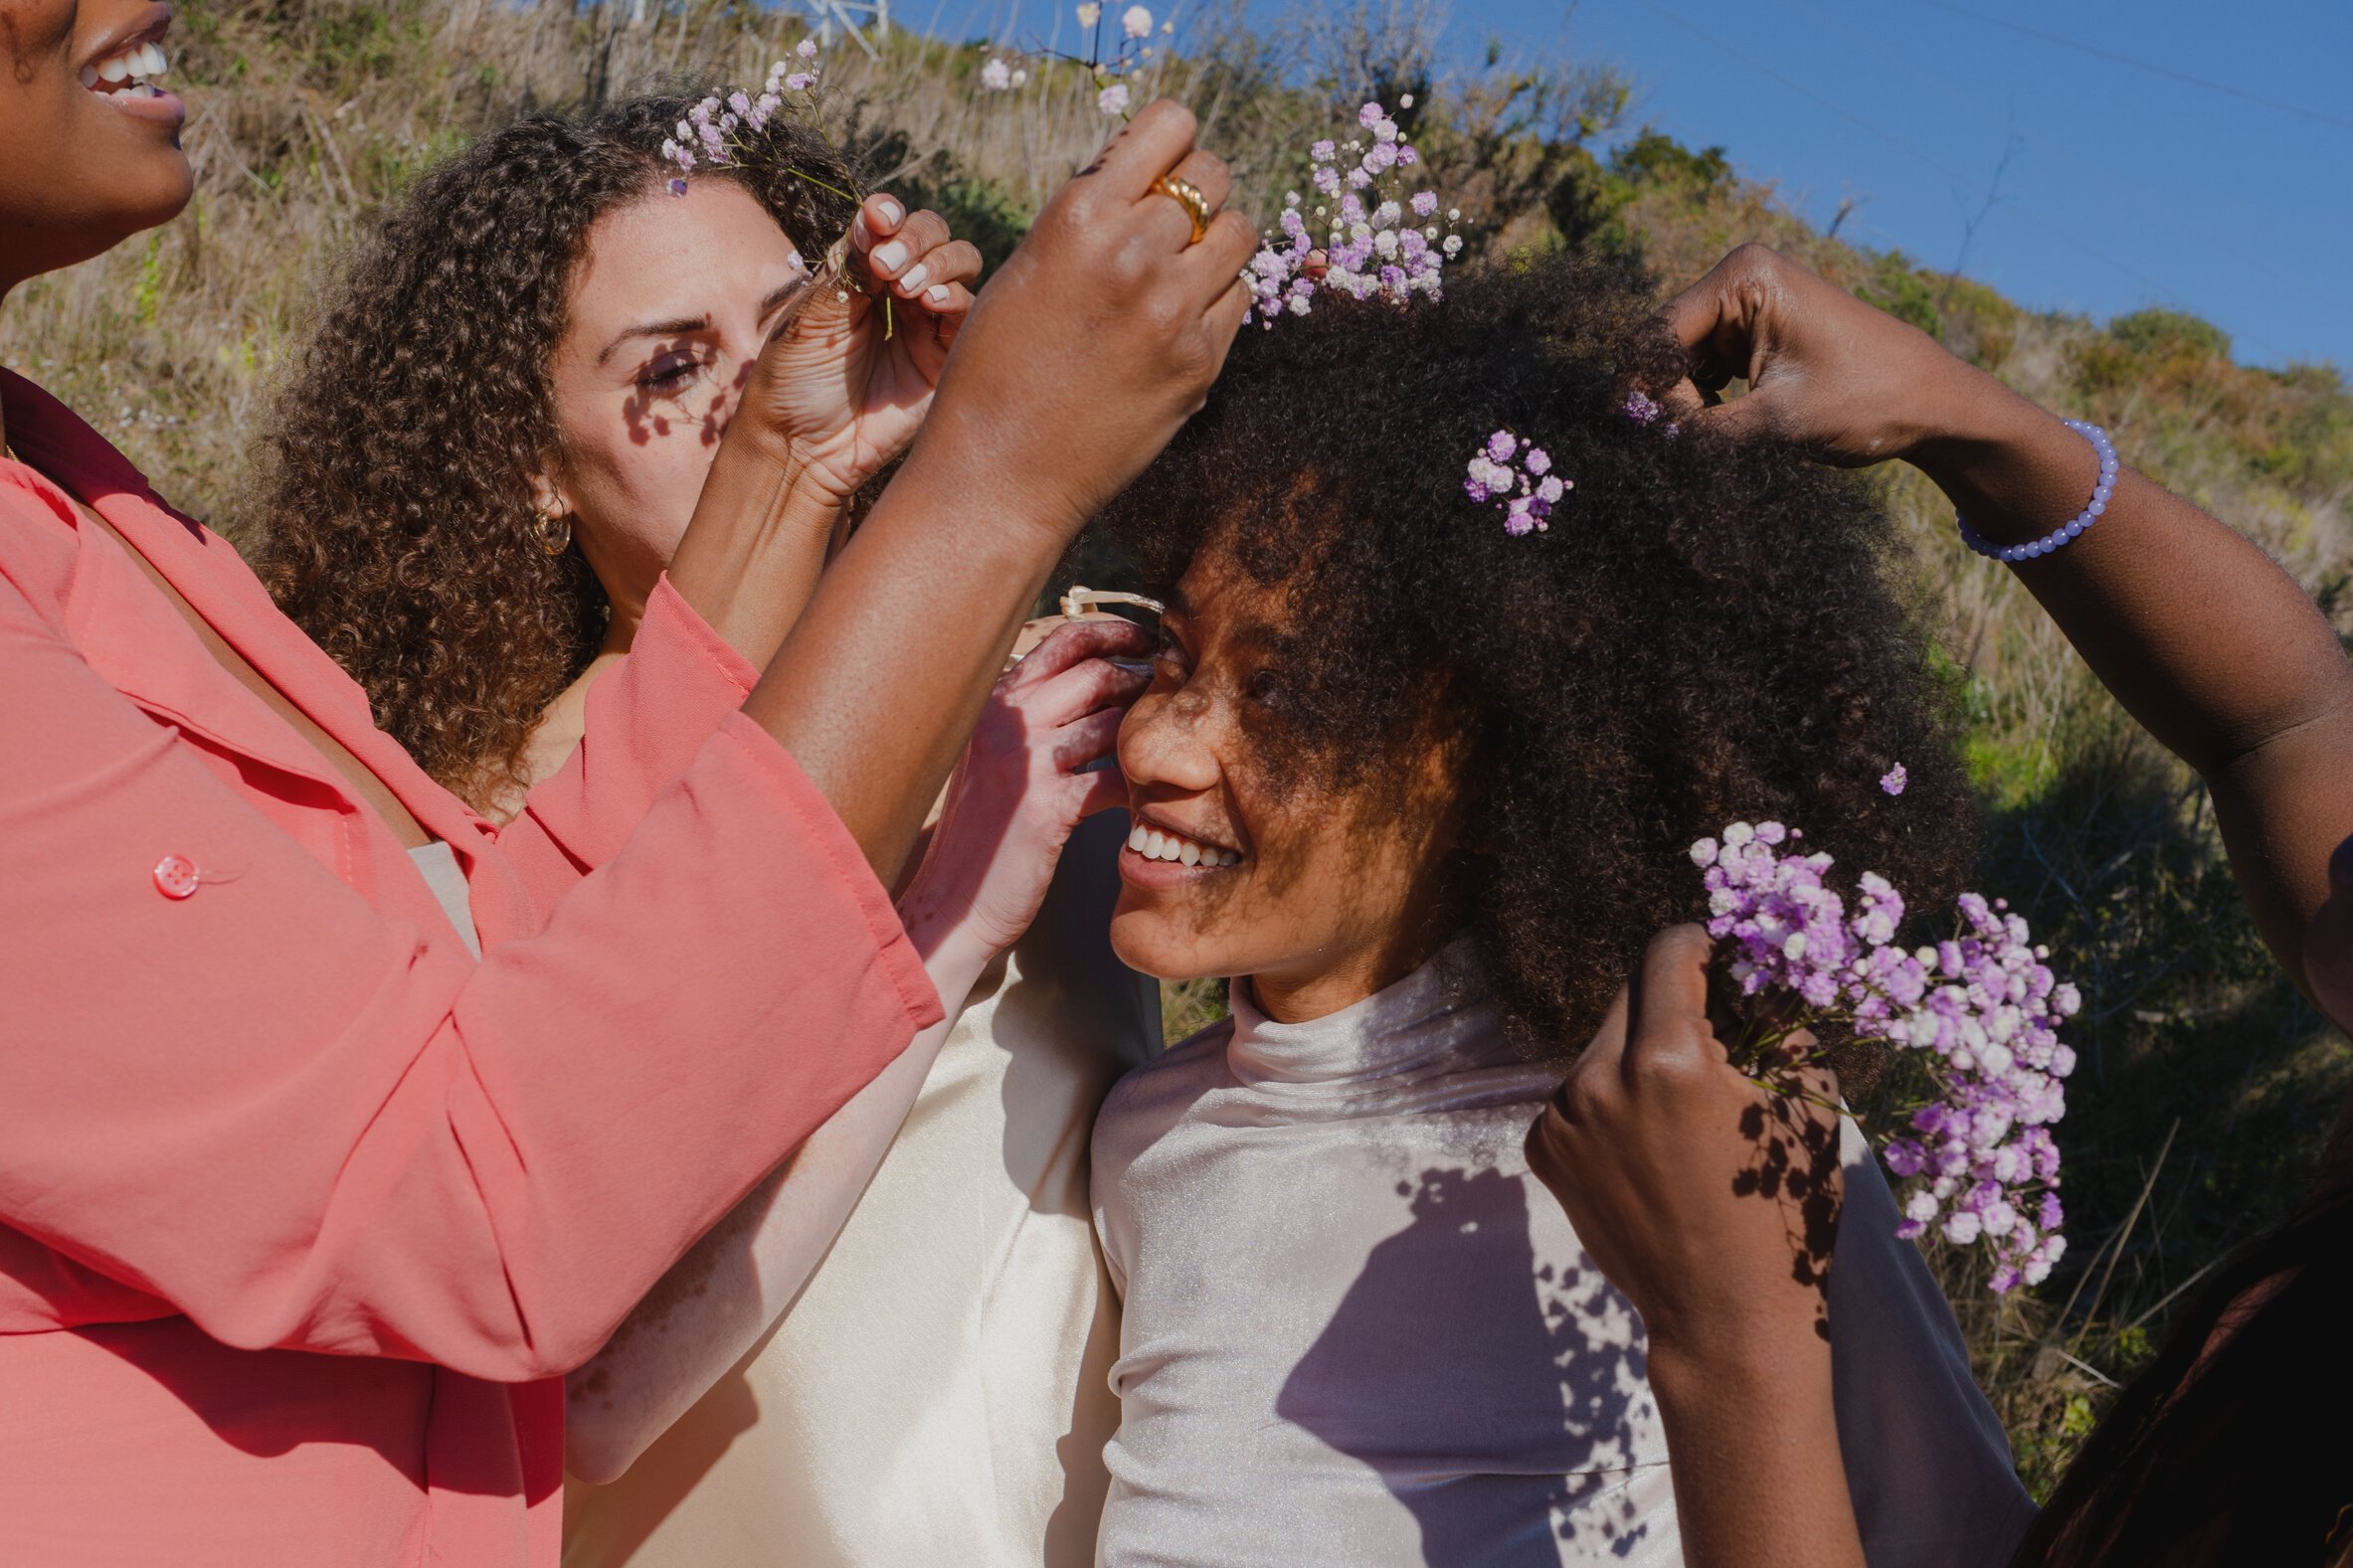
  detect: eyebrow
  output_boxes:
[596,280,808,367]
[599,315,706,367]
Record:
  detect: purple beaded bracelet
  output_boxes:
[1957,419,2117,564]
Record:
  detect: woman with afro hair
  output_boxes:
[1083,247,2033,1565]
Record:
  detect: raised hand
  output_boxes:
[898,617,1151,959]
[739,193,984,501]
[907,98,1260,543]
[1662,243,1996,466]
[1524,924,1863,1568]
[1524,925,1844,1357]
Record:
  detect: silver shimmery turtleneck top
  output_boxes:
[1089,941,2037,1567]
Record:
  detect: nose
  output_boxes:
[1118,686,1222,797]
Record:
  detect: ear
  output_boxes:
[527,466,574,521]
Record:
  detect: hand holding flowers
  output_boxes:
[738,192,984,504]
[903,98,1254,545]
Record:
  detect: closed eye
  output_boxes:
[636,350,704,394]
[1152,625,1190,681]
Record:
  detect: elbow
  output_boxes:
[563,1373,660,1486]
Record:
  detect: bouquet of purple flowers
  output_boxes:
[1695,816,2078,1293]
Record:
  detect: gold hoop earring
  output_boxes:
[532,503,572,557]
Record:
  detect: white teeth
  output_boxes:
[86,44,167,92]
[1127,821,1239,867]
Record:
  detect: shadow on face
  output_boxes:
[1110,541,1474,1023]
[537,177,810,620]
[0,0,192,291]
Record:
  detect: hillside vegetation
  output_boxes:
[8,0,2348,1496]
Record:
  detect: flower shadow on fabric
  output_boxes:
[1275,1165,1654,1565]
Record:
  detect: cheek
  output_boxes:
[562,410,712,564]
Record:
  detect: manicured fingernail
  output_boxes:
[926,283,952,304]
[876,197,903,227]
[872,240,908,272]
[849,213,870,248]
[898,261,929,292]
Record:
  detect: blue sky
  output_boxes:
[920,0,2352,373]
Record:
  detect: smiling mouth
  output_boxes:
[1126,820,1243,869]
[83,38,172,101]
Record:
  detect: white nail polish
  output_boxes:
[898,262,929,292]
[926,283,952,304]
[872,240,908,272]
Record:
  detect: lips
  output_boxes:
[84,38,169,92]
[80,8,182,123]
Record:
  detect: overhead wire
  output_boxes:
[1914,0,2353,134]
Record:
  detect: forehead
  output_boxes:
[567,178,801,325]
[1171,544,1298,657]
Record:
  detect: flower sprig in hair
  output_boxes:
[1243,98,1465,325]
[661,42,858,215]
[1465,429,1568,535]
[657,42,873,306]
[1693,818,2077,1293]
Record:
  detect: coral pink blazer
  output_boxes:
[0,373,940,1566]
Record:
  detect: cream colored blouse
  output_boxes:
[562,816,1159,1568]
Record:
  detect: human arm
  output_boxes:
[0,103,1237,1385]
[737,100,1255,881]
[1661,245,2353,997]
[1524,927,1863,1568]
[0,558,935,1379]
[563,618,1145,1481]
[661,194,983,669]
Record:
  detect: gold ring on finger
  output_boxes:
[1149,173,1211,246]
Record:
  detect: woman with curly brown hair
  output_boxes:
[1082,248,2033,1565]
[252,91,1163,1566]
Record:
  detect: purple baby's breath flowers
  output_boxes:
[1622,390,1664,425]
[1697,817,2076,1293]
[1881,763,1908,796]
[1240,101,1463,326]
[661,48,825,191]
[1466,429,1569,535]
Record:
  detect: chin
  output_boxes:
[1109,898,1236,984]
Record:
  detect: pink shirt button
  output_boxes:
[152,854,200,900]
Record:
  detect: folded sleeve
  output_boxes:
[496,574,760,892]
[0,577,940,1381]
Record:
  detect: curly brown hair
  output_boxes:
[251,93,859,809]
[1095,249,1977,1056]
